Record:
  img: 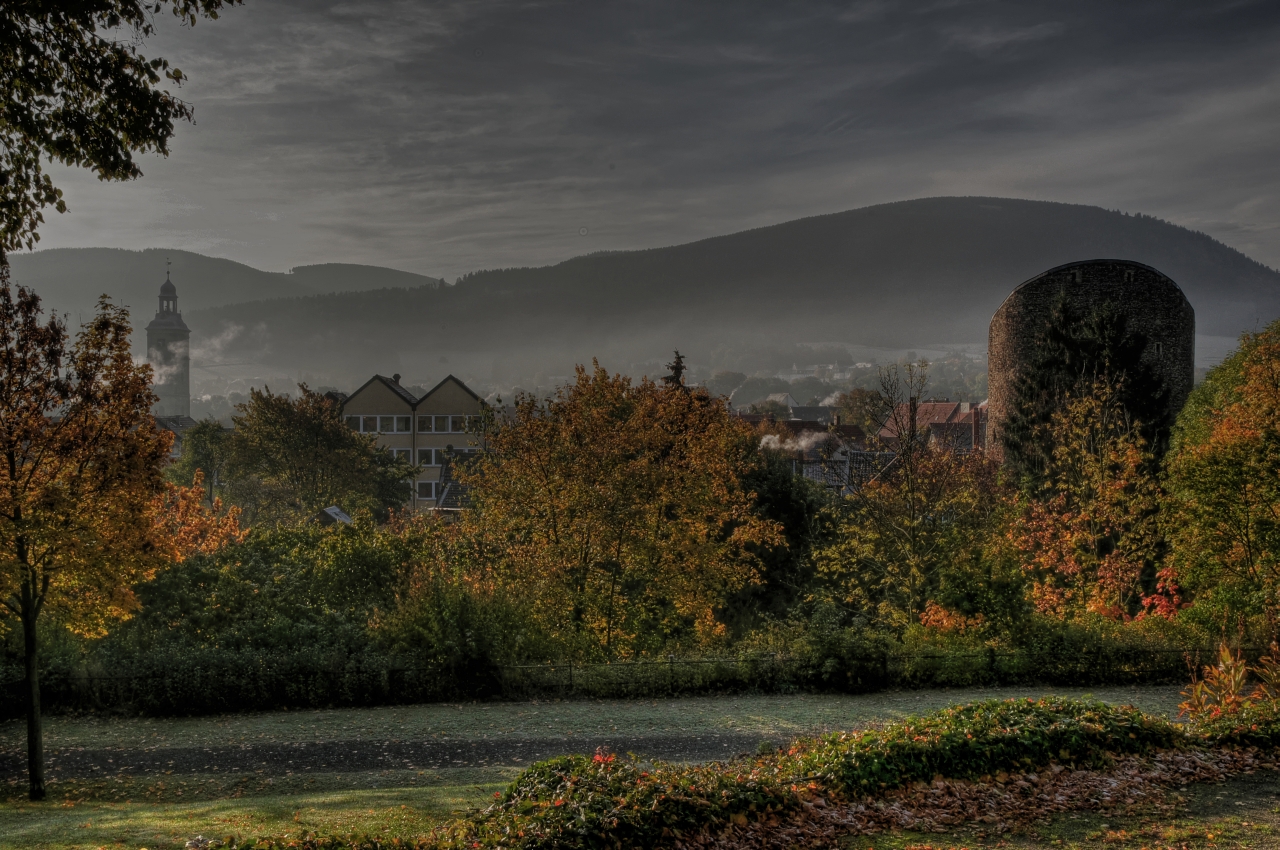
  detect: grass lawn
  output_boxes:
[0,685,1195,849]
[0,768,513,850]
[0,685,1186,753]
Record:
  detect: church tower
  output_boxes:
[145,270,191,418]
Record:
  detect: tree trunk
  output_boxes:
[22,604,44,802]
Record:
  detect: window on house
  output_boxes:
[378,415,396,433]
[392,448,412,462]
[362,416,377,433]
[434,415,449,432]
[418,415,432,433]
[420,448,438,466]
[396,415,411,433]
[345,416,361,430]
[417,481,435,500]
[451,415,467,432]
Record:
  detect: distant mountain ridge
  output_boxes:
[6,248,441,320]
[182,197,1280,384]
[8,198,1278,388]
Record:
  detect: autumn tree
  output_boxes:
[0,279,172,800]
[152,471,246,561]
[1011,379,1164,620]
[1,1,240,260]
[815,363,1015,632]
[461,362,783,658]
[1165,322,1280,640]
[223,385,414,526]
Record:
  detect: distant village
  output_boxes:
[147,257,1192,512]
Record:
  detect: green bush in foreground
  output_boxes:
[208,696,1277,850]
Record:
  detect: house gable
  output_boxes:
[416,374,483,415]
[342,375,416,415]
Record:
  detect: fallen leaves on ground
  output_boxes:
[686,748,1277,850]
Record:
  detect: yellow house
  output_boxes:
[337,373,484,509]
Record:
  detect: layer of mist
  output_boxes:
[8,197,1277,404]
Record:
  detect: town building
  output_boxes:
[878,400,987,452]
[337,373,485,509]
[146,270,191,418]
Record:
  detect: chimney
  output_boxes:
[392,373,401,384]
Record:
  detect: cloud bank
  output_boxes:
[30,0,1280,275]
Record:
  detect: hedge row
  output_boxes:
[2,636,1205,719]
[198,696,1276,850]
[0,648,503,719]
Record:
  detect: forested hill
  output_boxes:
[180,197,1280,383]
[5,247,442,320]
[10,198,1278,385]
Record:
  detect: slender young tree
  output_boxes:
[0,276,172,801]
[1011,379,1163,619]
[165,417,231,503]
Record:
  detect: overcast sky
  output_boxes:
[29,0,1280,277]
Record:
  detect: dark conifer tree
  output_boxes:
[1001,292,1170,491]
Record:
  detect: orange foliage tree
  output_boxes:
[152,471,246,562]
[1165,324,1280,640]
[1011,380,1163,619]
[0,276,171,800]
[460,362,782,659]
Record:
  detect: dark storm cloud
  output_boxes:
[34,0,1280,273]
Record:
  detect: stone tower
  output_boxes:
[145,271,191,418]
[986,259,1195,460]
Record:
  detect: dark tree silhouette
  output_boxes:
[1001,294,1171,491]
[0,1,241,260]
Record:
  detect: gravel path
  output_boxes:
[0,732,769,782]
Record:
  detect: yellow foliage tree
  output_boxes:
[0,276,172,800]
[1011,380,1163,619]
[460,362,782,658]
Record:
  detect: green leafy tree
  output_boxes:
[815,364,1013,632]
[1165,323,1280,641]
[165,417,230,503]
[1,1,241,260]
[719,447,834,634]
[1002,296,1169,490]
[224,385,413,526]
